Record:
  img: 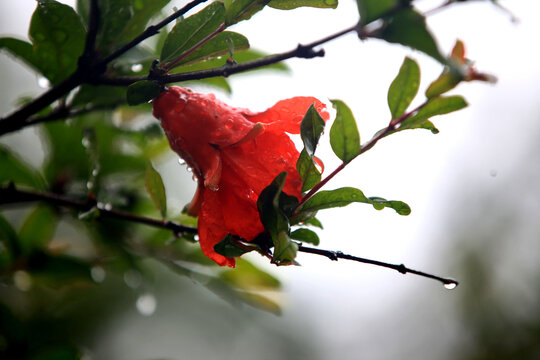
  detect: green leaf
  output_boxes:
[29,0,86,83]
[304,217,323,229]
[84,0,170,54]
[296,149,321,192]
[27,251,92,284]
[0,214,20,265]
[145,162,167,219]
[300,104,326,157]
[236,291,282,315]
[220,258,281,289]
[177,31,250,66]
[356,0,400,24]
[290,228,320,245]
[214,234,259,258]
[377,8,445,64]
[257,172,290,239]
[425,68,462,99]
[388,57,420,119]
[0,146,46,189]
[298,187,411,215]
[161,2,225,63]
[272,231,298,265]
[18,205,59,254]
[330,100,361,163]
[0,37,41,75]
[72,85,127,108]
[400,95,468,131]
[269,0,338,10]
[224,0,271,26]
[127,81,162,105]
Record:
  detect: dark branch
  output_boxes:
[0,0,210,136]
[0,184,458,287]
[25,102,125,128]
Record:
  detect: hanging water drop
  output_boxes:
[86,181,94,190]
[443,281,458,290]
[90,266,106,283]
[37,77,50,88]
[92,168,100,177]
[131,63,143,72]
[178,158,186,166]
[136,293,157,316]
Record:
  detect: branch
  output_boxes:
[96,23,359,86]
[25,102,126,128]
[296,102,427,210]
[0,184,458,287]
[0,0,210,137]
[297,244,458,288]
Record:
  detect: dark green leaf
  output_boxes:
[0,37,41,75]
[269,0,338,10]
[296,149,321,192]
[27,251,92,284]
[298,187,411,215]
[0,145,46,189]
[356,0,400,24]
[400,95,467,131]
[388,57,420,119]
[257,172,290,239]
[88,0,170,54]
[214,234,259,257]
[300,104,326,157]
[0,214,20,265]
[224,0,271,26]
[145,162,167,218]
[272,231,298,265]
[126,80,162,105]
[72,85,127,108]
[18,205,59,254]
[377,8,445,64]
[29,0,86,83]
[290,228,320,245]
[220,258,281,289]
[177,31,249,66]
[330,99,361,163]
[161,2,225,63]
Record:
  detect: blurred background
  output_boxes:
[1,0,539,359]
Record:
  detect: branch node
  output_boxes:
[397,263,407,274]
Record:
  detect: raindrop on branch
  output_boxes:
[443,281,458,290]
[131,63,143,73]
[37,77,50,88]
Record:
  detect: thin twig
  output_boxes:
[0,184,458,287]
[26,102,126,128]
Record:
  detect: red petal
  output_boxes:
[242,97,329,133]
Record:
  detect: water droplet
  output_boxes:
[90,266,106,283]
[443,281,458,290]
[178,159,186,166]
[136,293,156,316]
[124,270,142,289]
[103,203,112,211]
[193,235,200,242]
[186,167,192,173]
[82,137,91,148]
[86,181,94,190]
[13,270,32,291]
[92,168,99,177]
[131,63,143,73]
[207,184,219,191]
[37,77,50,88]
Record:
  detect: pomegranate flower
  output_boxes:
[152,86,329,267]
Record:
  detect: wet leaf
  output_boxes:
[330,100,361,163]
[356,0,401,24]
[257,172,290,239]
[29,0,86,83]
[161,2,225,63]
[177,31,249,66]
[272,231,298,265]
[296,149,321,192]
[300,104,326,157]
[388,57,420,119]
[298,187,411,215]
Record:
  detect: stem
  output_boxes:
[296,102,427,210]
[0,184,458,287]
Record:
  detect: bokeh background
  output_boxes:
[1,0,539,359]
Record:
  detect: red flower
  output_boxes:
[153,86,329,267]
